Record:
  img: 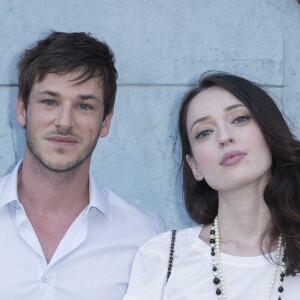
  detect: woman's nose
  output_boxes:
[218,126,234,147]
[219,136,233,147]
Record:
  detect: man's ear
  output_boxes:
[186,155,204,181]
[99,107,114,138]
[17,94,26,127]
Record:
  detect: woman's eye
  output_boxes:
[79,103,92,110]
[196,130,211,139]
[233,116,250,124]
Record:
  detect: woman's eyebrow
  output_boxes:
[190,104,245,132]
[225,104,245,111]
[190,116,210,132]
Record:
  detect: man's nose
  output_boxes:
[54,105,74,131]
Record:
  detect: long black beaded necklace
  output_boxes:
[210,217,286,300]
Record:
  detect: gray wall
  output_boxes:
[1,0,300,229]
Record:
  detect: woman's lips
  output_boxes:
[221,150,246,166]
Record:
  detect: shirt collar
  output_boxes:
[0,160,22,210]
[0,160,109,220]
[87,171,109,220]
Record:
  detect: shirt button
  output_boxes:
[43,276,48,283]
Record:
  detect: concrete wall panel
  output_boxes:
[0,0,299,228]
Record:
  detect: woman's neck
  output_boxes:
[201,183,273,256]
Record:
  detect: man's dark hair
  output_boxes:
[18,31,118,118]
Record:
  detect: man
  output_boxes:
[0,31,165,299]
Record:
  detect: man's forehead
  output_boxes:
[30,72,105,99]
[35,70,103,85]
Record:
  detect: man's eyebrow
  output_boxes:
[190,104,246,132]
[37,90,100,101]
[78,94,99,101]
[39,90,60,97]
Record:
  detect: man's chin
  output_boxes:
[26,142,94,174]
[33,157,86,173]
[43,161,83,173]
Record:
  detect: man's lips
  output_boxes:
[47,136,79,147]
[220,150,246,166]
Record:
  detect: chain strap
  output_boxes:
[166,230,177,282]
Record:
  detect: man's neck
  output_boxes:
[18,154,90,214]
[17,154,91,263]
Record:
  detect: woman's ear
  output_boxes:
[186,155,204,181]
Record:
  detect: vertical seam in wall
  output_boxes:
[9,120,18,166]
[281,36,286,113]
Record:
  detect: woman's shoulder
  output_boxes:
[138,225,204,258]
[123,225,204,300]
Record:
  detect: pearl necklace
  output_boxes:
[210,217,286,300]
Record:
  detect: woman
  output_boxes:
[123,72,300,299]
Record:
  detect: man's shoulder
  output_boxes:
[0,166,21,212]
[0,161,21,194]
[91,177,166,252]
[0,175,7,197]
[105,186,165,231]
[0,173,8,186]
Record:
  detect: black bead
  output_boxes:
[278,297,281,300]
[280,272,285,278]
[209,239,215,244]
[280,278,284,282]
[210,229,215,234]
[211,251,215,256]
[213,277,220,284]
[216,289,221,295]
[278,286,284,293]
[212,266,217,272]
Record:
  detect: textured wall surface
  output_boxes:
[0,0,300,229]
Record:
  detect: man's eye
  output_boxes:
[43,99,56,106]
[196,130,211,139]
[233,116,250,124]
[79,103,92,110]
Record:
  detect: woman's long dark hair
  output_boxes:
[178,72,300,275]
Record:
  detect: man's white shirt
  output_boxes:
[0,161,165,300]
